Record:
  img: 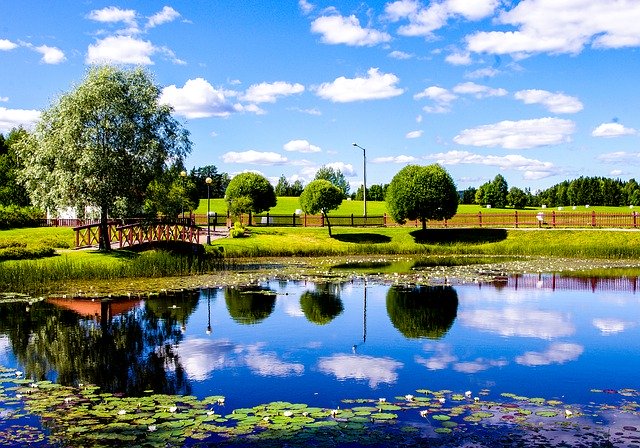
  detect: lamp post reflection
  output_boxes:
[206,288,212,335]
[353,280,367,353]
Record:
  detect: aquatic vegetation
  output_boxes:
[1,364,640,447]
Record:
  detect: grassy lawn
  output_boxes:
[192,197,637,217]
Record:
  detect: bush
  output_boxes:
[0,205,45,229]
[0,244,55,261]
[229,222,246,238]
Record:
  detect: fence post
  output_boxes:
[634,211,638,229]
[592,210,596,227]
[292,212,296,227]
[266,212,270,227]
[552,210,556,227]
[304,213,307,227]
[383,213,387,227]
[514,210,518,228]
[478,211,482,227]
[351,214,354,227]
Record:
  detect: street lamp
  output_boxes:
[180,170,187,220]
[352,143,367,217]
[206,177,212,245]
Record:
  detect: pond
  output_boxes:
[1,273,640,447]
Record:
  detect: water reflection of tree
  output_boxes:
[386,285,458,339]
[0,290,200,396]
[300,283,344,325]
[225,286,276,325]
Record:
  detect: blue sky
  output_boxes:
[2,0,640,193]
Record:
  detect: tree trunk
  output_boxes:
[421,218,427,231]
[99,204,111,251]
[324,213,332,238]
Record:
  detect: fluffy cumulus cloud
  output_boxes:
[414,86,457,113]
[0,107,41,132]
[453,117,575,149]
[316,68,404,102]
[242,81,305,103]
[389,50,414,60]
[87,6,137,25]
[459,308,575,339]
[593,318,632,335]
[160,78,239,118]
[311,14,391,46]
[86,35,156,64]
[465,0,640,57]
[0,39,18,51]
[425,150,558,180]
[283,139,321,153]
[385,0,499,38]
[514,89,583,113]
[32,45,66,64]
[592,122,638,137]
[453,82,507,98]
[222,150,288,165]
[317,354,403,388]
[515,343,584,366]
[445,51,472,65]
[415,344,457,370]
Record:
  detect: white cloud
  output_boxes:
[244,345,305,377]
[324,161,356,176]
[222,150,288,165]
[445,51,472,65]
[514,89,583,114]
[318,354,403,388]
[87,6,137,25]
[160,78,239,118]
[33,45,66,64]
[389,50,414,59]
[466,0,640,57]
[597,151,640,165]
[0,97,8,102]
[592,122,638,137]
[414,85,457,113]
[283,139,321,153]
[299,0,315,15]
[387,0,498,38]
[426,150,558,180]
[289,107,322,116]
[311,14,391,46]
[453,82,507,98]
[0,107,41,132]
[316,68,404,103]
[372,155,419,164]
[453,117,575,149]
[0,39,18,51]
[146,6,180,29]
[415,344,457,370]
[406,130,423,139]
[86,35,155,65]
[515,343,584,366]
[243,81,305,103]
[465,67,500,79]
[460,308,574,339]
[593,318,632,335]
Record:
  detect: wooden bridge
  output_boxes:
[73,221,206,249]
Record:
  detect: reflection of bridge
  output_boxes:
[485,274,639,293]
[47,296,141,325]
[73,221,204,249]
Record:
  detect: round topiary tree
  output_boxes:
[386,164,458,230]
[299,179,343,237]
[225,172,277,219]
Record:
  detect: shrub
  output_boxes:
[229,221,246,238]
[0,205,45,229]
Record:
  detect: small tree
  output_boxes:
[507,186,528,209]
[225,172,276,219]
[386,164,458,230]
[299,179,343,237]
[144,167,199,218]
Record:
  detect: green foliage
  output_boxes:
[507,186,529,209]
[144,166,199,218]
[0,243,55,261]
[275,175,304,197]
[461,187,477,205]
[476,174,508,208]
[224,286,276,325]
[386,164,458,230]
[0,205,44,229]
[536,176,634,207]
[299,180,344,236]
[229,221,246,238]
[354,183,387,201]
[18,65,191,250]
[314,166,349,197]
[0,128,30,206]
[299,285,344,325]
[190,165,229,199]
[225,172,277,216]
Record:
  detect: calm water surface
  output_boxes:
[1,274,640,445]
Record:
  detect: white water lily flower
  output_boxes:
[465,391,472,398]
[217,397,225,405]
[283,411,293,417]
[405,394,414,401]
[438,397,446,404]
[169,406,178,413]
[419,410,428,418]
[207,410,215,416]
[378,398,386,403]
[148,425,157,432]
[118,410,126,415]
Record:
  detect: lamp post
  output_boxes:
[352,143,367,217]
[206,177,212,245]
[180,170,187,220]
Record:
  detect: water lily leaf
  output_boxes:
[370,412,397,421]
[535,410,558,417]
[434,427,452,434]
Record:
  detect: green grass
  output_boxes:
[192,197,638,217]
